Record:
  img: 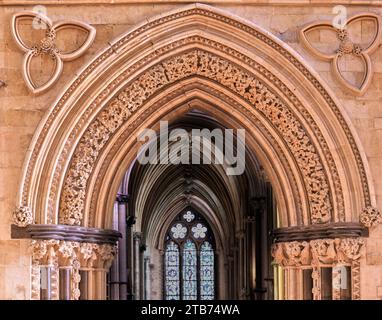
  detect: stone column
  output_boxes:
[144,256,151,299]
[250,197,267,300]
[235,230,246,299]
[117,194,129,300]
[133,232,142,300]
[109,201,120,300]
[126,215,136,300]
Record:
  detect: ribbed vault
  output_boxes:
[123,111,266,253]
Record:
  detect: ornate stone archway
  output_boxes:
[13,4,378,300]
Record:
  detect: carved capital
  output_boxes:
[272,241,310,267]
[310,239,337,265]
[360,206,382,228]
[93,243,117,270]
[30,239,117,300]
[272,237,365,267]
[13,206,33,227]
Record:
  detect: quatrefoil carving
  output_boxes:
[11,11,96,94]
[300,13,381,95]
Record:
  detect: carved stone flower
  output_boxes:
[191,223,207,239]
[300,13,381,95]
[13,206,33,227]
[360,206,382,228]
[11,11,96,94]
[171,223,187,239]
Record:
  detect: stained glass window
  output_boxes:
[164,209,215,300]
[165,241,180,300]
[182,240,197,300]
[200,241,215,300]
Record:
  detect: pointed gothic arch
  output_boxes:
[15,4,378,300]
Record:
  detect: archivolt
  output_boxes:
[17,4,375,230]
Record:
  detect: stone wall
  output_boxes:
[1,1,382,299]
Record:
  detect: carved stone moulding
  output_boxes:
[273,222,368,243]
[58,49,333,227]
[11,11,96,94]
[11,223,121,244]
[300,13,382,95]
[16,4,375,236]
[272,237,364,300]
[272,237,365,267]
[30,239,117,300]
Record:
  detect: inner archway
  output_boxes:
[108,109,276,300]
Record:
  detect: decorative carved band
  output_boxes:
[19,5,372,232]
[60,49,332,226]
[272,237,364,300]
[273,223,368,243]
[272,237,364,267]
[11,224,121,244]
[30,239,117,300]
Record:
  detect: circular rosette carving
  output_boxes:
[10,11,96,94]
[13,206,33,227]
[300,13,382,95]
[360,206,382,228]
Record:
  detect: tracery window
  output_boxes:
[164,209,215,300]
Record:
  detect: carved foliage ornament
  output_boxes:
[60,50,332,226]
[13,205,33,227]
[30,240,117,300]
[300,13,382,95]
[272,237,364,267]
[360,206,382,228]
[11,11,96,94]
[272,238,364,300]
